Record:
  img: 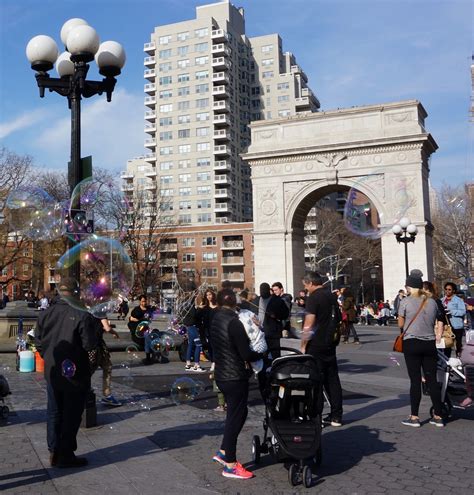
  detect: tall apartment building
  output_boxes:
[122,0,319,226]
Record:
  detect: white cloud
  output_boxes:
[33,88,144,172]
[0,108,46,138]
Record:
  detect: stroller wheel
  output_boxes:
[252,435,261,464]
[303,465,312,488]
[288,463,299,486]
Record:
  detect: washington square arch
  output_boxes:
[243,100,438,300]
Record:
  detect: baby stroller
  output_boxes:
[432,350,467,418]
[252,347,323,488]
[0,375,11,420]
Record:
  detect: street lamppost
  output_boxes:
[391,217,418,279]
[370,267,378,302]
[26,18,125,203]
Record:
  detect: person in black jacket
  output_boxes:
[211,288,263,480]
[35,284,100,468]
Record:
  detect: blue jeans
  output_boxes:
[144,332,153,353]
[186,325,201,363]
[46,382,87,456]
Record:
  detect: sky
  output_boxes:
[0,0,472,189]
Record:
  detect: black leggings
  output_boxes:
[403,338,443,417]
[453,328,464,356]
[216,379,249,463]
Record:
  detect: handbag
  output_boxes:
[441,324,456,349]
[393,298,427,353]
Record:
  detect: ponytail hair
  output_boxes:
[407,287,429,299]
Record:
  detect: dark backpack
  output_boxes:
[0,375,11,397]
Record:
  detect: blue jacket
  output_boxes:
[442,295,466,330]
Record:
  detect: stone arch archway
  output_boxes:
[243,100,438,300]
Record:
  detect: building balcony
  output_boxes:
[144,42,156,53]
[144,96,156,107]
[295,96,311,109]
[221,256,244,265]
[144,209,157,217]
[214,203,232,214]
[221,272,244,282]
[144,56,155,66]
[222,240,244,249]
[144,69,156,80]
[213,100,230,112]
[213,114,230,125]
[144,154,156,162]
[144,195,157,204]
[158,243,178,252]
[160,258,178,267]
[213,145,231,155]
[121,184,134,191]
[214,174,230,185]
[211,29,228,42]
[214,160,231,171]
[144,169,157,177]
[145,110,156,121]
[144,83,156,94]
[211,57,230,70]
[290,64,308,82]
[215,217,229,224]
[121,171,134,179]
[144,182,157,190]
[213,129,230,140]
[212,72,230,84]
[145,124,156,134]
[212,85,229,98]
[211,44,231,56]
[145,139,156,149]
[214,188,231,199]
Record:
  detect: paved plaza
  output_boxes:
[1,325,473,495]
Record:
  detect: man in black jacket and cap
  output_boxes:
[36,279,99,468]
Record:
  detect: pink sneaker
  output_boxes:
[459,397,473,408]
[222,462,254,479]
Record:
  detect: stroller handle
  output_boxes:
[269,346,303,355]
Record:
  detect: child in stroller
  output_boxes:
[0,374,11,420]
[252,347,323,489]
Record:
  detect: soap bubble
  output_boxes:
[61,359,76,378]
[344,188,385,239]
[170,377,202,405]
[150,338,161,352]
[160,334,174,350]
[135,321,150,338]
[149,330,161,341]
[56,236,134,314]
[6,186,63,241]
[126,344,139,354]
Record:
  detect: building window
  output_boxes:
[160,188,174,196]
[182,237,195,247]
[197,157,210,167]
[177,45,189,56]
[178,101,190,111]
[197,185,211,194]
[196,98,209,108]
[179,173,192,182]
[197,199,211,208]
[178,114,190,124]
[159,117,172,126]
[202,236,217,246]
[278,95,289,103]
[195,70,209,80]
[160,175,173,184]
[195,56,208,66]
[178,86,190,96]
[196,127,209,137]
[178,129,190,138]
[159,89,172,100]
[278,109,291,117]
[202,267,218,277]
[177,59,190,69]
[198,213,212,223]
[196,142,210,151]
[159,49,172,59]
[202,252,217,261]
[159,146,173,155]
[197,171,210,181]
[179,214,192,224]
[158,62,172,72]
[159,35,172,45]
[179,187,191,196]
[182,253,195,262]
[177,31,189,42]
[195,27,208,38]
[178,144,191,154]
[178,73,190,83]
[262,71,274,78]
[160,161,173,170]
[159,76,172,85]
[179,201,192,210]
[159,104,173,113]
[251,87,260,95]
[277,82,290,90]
[178,159,191,168]
[195,83,209,93]
[195,42,208,52]
[160,202,173,211]
[196,112,209,121]
[159,131,173,140]
[261,44,273,53]
[262,58,274,66]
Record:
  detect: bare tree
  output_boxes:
[432,184,473,287]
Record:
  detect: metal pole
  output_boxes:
[404,236,409,279]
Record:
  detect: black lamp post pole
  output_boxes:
[393,229,417,279]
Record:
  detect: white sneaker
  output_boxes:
[193,366,206,372]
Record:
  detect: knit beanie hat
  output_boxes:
[405,269,423,289]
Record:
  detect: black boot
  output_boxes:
[142,353,153,365]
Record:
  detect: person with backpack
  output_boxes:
[300,271,343,427]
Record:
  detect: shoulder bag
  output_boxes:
[393,298,427,353]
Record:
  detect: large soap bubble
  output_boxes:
[56,236,134,315]
[6,186,63,241]
[170,377,203,405]
[344,188,384,239]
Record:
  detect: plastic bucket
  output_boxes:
[35,352,44,373]
[19,351,35,372]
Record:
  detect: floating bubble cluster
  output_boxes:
[170,377,203,405]
[135,321,150,339]
[56,236,134,316]
[61,359,76,378]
